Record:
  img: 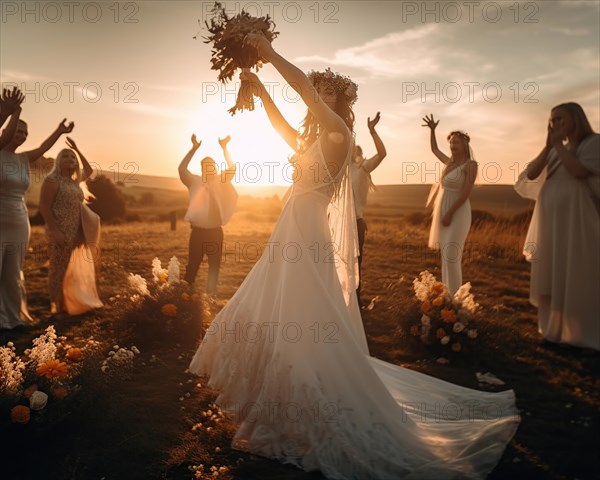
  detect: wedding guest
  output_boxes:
[39,137,103,317]
[352,112,386,308]
[516,102,599,350]
[179,134,238,294]
[422,114,477,296]
[1,116,74,330]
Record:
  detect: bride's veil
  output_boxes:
[328,136,360,307]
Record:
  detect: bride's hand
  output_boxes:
[240,69,264,98]
[244,31,274,60]
[442,211,453,227]
[191,134,201,149]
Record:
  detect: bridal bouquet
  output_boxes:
[410,271,479,356]
[200,1,279,115]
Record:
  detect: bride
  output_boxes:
[189,33,519,479]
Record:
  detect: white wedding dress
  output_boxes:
[189,135,519,479]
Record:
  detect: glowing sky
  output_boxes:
[1,0,599,186]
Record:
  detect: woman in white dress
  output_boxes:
[190,34,518,479]
[516,102,599,350]
[422,115,478,296]
[1,115,74,330]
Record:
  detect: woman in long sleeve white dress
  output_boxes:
[516,102,599,350]
[189,33,518,479]
[422,114,477,296]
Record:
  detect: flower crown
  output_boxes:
[447,130,470,143]
[307,67,358,106]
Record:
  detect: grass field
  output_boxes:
[2,182,598,480]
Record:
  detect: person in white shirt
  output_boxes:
[351,112,386,307]
[178,134,237,294]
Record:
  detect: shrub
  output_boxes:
[86,175,127,222]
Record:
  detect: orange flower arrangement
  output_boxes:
[36,359,69,379]
[10,405,31,424]
[411,271,480,358]
[161,303,178,317]
[65,348,83,362]
[440,308,457,323]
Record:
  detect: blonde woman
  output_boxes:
[422,114,477,296]
[39,137,103,317]
[517,102,599,350]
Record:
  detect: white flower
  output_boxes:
[29,390,48,410]
[454,282,479,313]
[452,322,465,333]
[440,336,450,345]
[27,326,58,367]
[467,329,478,339]
[128,273,149,296]
[152,257,168,283]
[167,256,180,285]
[420,314,431,326]
[413,270,437,301]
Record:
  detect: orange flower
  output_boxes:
[181,292,191,302]
[50,386,69,400]
[440,308,457,323]
[410,325,421,336]
[66,347,83,362]
[436,328,446,339]
[23,384,38,399]
[161,303,177,317]
[36,359,69,379]
[159,272,168,284]
[432,296,444,307]
[10,405,31,424]
[420,300,432,314]
[431,282,445,295]
[451,342,462,352]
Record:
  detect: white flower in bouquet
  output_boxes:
[413,270,437,301]
[152,257,168,284]
[454,282,479,313]
[452,322,466,333]
[128,273,149,296]
[167,256,181,285]
[29,390,48,410]
[0,345,26,395]
[27,326,58,367]
[467,329,478,339]
[420,314,431,326]
[440,336,450,345]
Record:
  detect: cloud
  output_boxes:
[295,24,443,78]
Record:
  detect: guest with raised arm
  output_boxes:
[352,111,387,307]
[179,134,238,294]
[422,114,477,296]
[39,137,103,318]
[1,116,74,329]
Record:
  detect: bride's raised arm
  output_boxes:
[245,33,349,145]
[240,69,298,151]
